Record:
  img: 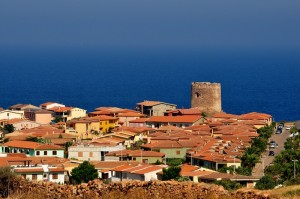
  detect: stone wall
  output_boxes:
[3,178,276,199]
[191,82,222,114]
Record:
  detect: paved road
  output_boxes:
[252,126,291,177]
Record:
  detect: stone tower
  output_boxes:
[191,82,222,114]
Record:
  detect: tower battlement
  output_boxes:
[191,82,222,114]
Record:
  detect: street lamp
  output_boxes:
[292,160,298,178]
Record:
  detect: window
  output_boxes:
[89,152,93,157]
[44,151,47,155]
[195,92,201,98]
[21,174,26,179]
[176,150,181,155]
[142,159,148,164]
[32,174,37,180]
[36,151,40,156]
[52,173,58,180]
[52,151,57,155]
[78,152,83,157]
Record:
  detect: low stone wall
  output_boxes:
[3,178,276,199]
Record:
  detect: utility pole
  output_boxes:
[233,157,236,173]
[262,158,264,176]
[293,160,298,178]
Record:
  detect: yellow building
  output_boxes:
[97,115,119,133]
[66,116,118,139]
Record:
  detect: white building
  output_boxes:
[0,110,24,120]
[13,165,65,184]
[68,142,125,161]
[110,164,165,182]
[40,102,65,110]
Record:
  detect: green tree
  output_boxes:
[241,152,259,168]
[290,126,298,134]
[3,124,15,133]
[53,117,63,123]
[64,142,73,158]
[162,166,181,181]
[25,136,39,142]
[255,175,276,190]
[71,161,98,184]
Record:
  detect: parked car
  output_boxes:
[276,129,282,134]
[269,141,276,148]
[269,151,275,156]
[286,127,291,130]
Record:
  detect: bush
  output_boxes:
[284,174,300,186]
[255,175,276,190]
[166,158,184,166]
[162,166,181,181]
[153,160,163,165]
[177,176,191,182]
[0,167,16,195]
[213,180,242,190]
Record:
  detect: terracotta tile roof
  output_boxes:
[118,112,146,117]
[182,170,214,177]
[238,112,272,120]
[40,102,56,106]
[9,104,30,109]
[111,164,136,172]
[3,141,63,150]
[106,150,165,157]
[6,119,29,124]
[110,164,163,175]
[28,157,68,165]
[180,164,200,175]
[185,125,211,131]
[92,115,118,121]
[48,106,73,112]
[212,112,238,119]
[92,161,140,169]
[35,144,63,150]
[198,172,259,181]
[165,108,202,115]
[14,168,44,173]
[142,141,183,149]
[234,120,266,125]
[48,167,65,172]
[128,118,149,123]
[0,159,9,167]
[158,125,182,131]
[137,101,163,106]
[147,116,201,123]
[131,165,163,175]
[7,153,27,158]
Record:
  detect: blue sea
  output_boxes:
[0,46,299,121]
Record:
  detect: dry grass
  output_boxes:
[269,185,300,199]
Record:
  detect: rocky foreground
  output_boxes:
[5,179,275,199]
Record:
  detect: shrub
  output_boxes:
[166,158,184,166]
[213,180,241,190]
[162,166,181,181]
[255,175,276,190]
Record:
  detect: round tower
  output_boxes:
[191,82,222,114]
